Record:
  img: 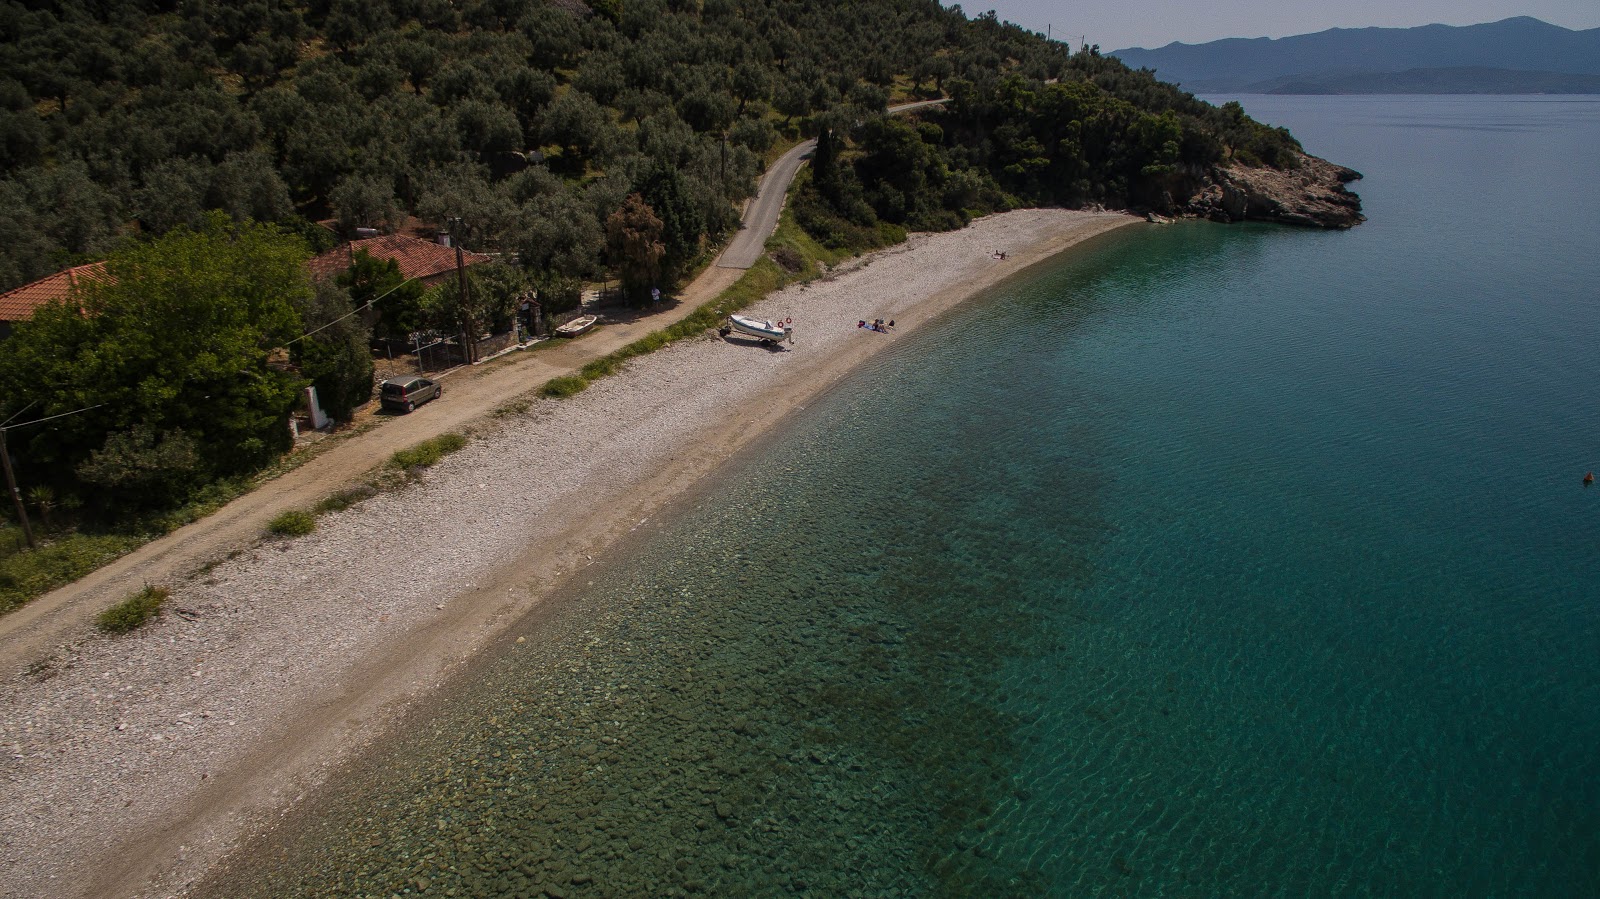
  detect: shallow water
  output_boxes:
[209,96,1600,897]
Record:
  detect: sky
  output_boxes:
[957,1,1600,52]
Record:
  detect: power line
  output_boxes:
[0,401,109,550]
[0,402,106,433]
[285,275,422,347]
[0,400,38,429]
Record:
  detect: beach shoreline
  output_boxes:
[0,208,1140,899]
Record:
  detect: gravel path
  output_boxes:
[0,209,1139,899]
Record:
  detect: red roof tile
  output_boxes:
[0,263,111,323]
[307,235,492,284]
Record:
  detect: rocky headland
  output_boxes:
[1183,153,1366,229]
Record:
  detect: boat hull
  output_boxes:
[554,314,598,337]
[727,314,789,343]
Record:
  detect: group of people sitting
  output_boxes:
[991,249,1009,260]
[857,318,894,333]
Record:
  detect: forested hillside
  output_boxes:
[0,0,1329,524]
[0,0,1304,294]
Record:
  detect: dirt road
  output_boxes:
[0,264,743,668]
[0,101,952,669]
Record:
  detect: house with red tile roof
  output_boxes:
[0,234,493,339]
[0,262,110,338]
[307,234,493,286]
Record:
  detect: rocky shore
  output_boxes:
[1183,153,1366,229]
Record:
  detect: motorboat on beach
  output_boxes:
[722,314,792,346]
[554,314,598,337]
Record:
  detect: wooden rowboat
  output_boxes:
[554,314,598,337]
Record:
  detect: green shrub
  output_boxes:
[388,433,467,470]
[154,475,252,534]
[97,585,169,634]
[541,375,589,398]
[267,509,316,536]
[314,485,378,514]
[579,356,621,379]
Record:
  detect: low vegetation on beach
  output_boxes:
[387,433,468,471]
[95,584,169,635]
[540,210,844,398]
[266,509,317,537]
[266,432,472,540]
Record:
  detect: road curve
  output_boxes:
[715,138,817,270]
[715,99,949,271]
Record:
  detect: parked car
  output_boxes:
[379,375,442,413]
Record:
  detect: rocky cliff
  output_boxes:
[1183,154,1365,229]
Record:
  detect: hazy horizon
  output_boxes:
[950,2,1600,54]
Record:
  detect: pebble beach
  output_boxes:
[0,208,1138,898]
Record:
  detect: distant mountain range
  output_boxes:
[1112,17,1600,94]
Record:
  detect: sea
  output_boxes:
[207,96,1600,897]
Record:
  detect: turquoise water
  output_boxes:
[208,97,1600,896]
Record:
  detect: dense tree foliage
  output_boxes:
[605,193,665,303]
[338,250,423,339]
[291,279,374,422]
[0,215,310,512]
[0,0,1298,293]
[793,44,1306,252]
[0,0,1309,520]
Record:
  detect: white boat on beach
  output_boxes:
[722,314,792,345]
[554,314,598,337]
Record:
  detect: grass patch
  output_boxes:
[266,509,316,537]
[96,585,169,634]
[303,433,467,523]
[494,396,534,417]
[314,484,379,514]
[388,432,468,470]
[0,533,145,616]
[540,375,589,398]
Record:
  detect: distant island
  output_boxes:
[1112,16,1600,94]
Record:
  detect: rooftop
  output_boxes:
[0,263,110,323]
[307,234,493,284]
[1,233,495,327]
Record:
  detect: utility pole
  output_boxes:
[451,217,473,364]
[0,428,36,550]
[0,400,103,551]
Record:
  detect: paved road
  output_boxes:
[715,138,817,270]
[716,99,949,270]
[0,99,948,664]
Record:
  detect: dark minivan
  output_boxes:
[380,375,442,413]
